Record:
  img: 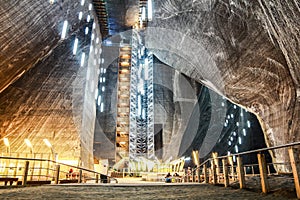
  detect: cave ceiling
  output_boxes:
[0,0,300,170]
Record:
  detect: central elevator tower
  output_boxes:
[114,0,154,170]
[129,29,154,161]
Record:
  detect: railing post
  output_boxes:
[211,160,217,185]
[96,174,99,183]
[237,156,245,189]
[257,153,270,193]
[212,152,220,181]
[192,170,195,182]
[228,156,235,181]
[22,161,30,186]
[197,167,200,183]
[54,165,60,184]
[203,164,208,183]
[288,147,300,199]
[78,169,82,183]
[222,158,229,187]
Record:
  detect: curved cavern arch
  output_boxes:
[145,25,295,172]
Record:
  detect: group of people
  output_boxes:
[165,172,180,183]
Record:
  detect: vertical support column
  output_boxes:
[203,164,209,183]
[211,160,217,185]
[237,156,245,189]
[38,155,43,181]
[13,153,19,178]
[257,153,270,193]
[78,169,83,183]
[22,161,29,186]
[95,174,99,183]
[228,156,235,181]
[192,170,195,182]
[197,167,200,183]
[54,165,60,184]
[288,147,300,199]
[222,158,229,187]
[46,154,50,181]
[212,152,220,177]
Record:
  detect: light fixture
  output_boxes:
[3,138,9,147]
[3,138,10,154]
[61,20,68,39]
[80,52,85,67]
[24,139,34,154]
[192,150,199,166]
[120,61,130,67]
[24,139,32,148]
[142,7,146,21]
[43,139,52,148]
[147,0,153,21]
[78,12,83,20]
[73,38,78,55]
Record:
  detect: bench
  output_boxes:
[0,177,19,186]
[26,180,52,185]
[60,179,78,184]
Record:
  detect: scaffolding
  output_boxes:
[128,28,154,162]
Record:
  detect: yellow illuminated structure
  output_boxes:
[115,46,132,166]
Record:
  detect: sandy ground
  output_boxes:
[0,175,297,199]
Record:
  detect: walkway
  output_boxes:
[0,182,296,199]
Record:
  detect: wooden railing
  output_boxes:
[188,141,300,199]
[0,156,114,186]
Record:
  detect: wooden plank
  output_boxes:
[203,164,208,183]
[54,165,60,184]
[237,156,245,189]
[257,153,270,193]
[22,161,29,186]
[211,160,217,185]
[78,169,83,183]
[288,147,300,199]
[222,158,229,187]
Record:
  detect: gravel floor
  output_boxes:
[0,182,297,200]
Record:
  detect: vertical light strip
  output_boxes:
[81,0,85,6]
[73,38,78,55]
[142,7,146,21]
[61,20,68,39]
[80,52,85,67]
[147,0,153,21]
[78,12,83,20]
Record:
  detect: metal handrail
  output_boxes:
[0,155,114,182]
[195,141,300,171]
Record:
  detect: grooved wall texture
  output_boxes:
[145,0,300,172]
[0,0,101,169]
[1,0,300,173]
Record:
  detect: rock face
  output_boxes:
[1,0,300,172]
[145,0,300,171]
[0,0,101,169]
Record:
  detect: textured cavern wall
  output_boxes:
[146,0,299,171]
[94,58,119,162]
[0,0,101,169]
[153,58,227,161]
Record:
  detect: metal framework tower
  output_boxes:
[115,0,155,168]
[128,29,154,161]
